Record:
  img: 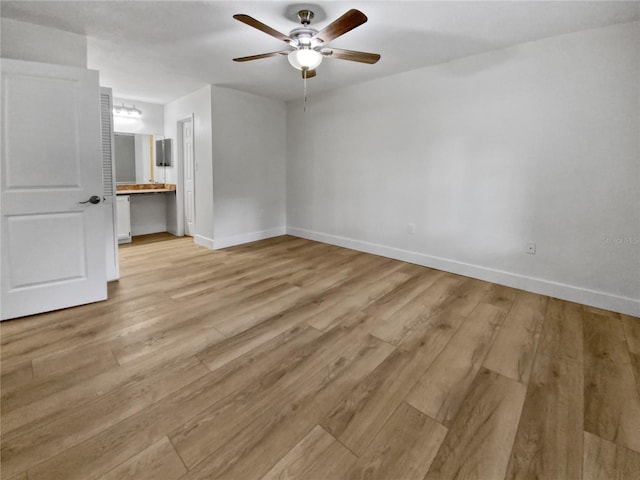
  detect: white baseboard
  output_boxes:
[287,226,640,317]
[213,227,286,250]
[194,234,214,250]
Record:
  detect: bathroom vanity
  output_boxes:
[116,184,176,242]
[114,131,176,241]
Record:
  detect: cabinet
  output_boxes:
[116,195,131,243]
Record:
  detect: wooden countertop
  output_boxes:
[116,183,176,195]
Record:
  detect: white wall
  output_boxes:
[287,21,640,316]
[162,85,287,248]
[211,87,287,249]
[129,194,168,236]
[1,18,87,67]
[164,85,213,241]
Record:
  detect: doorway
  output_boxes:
[179,116,195,237]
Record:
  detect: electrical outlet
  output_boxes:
[526,241,536,255]
[407,223,416,235]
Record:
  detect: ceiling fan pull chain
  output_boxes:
[303,69,308,112]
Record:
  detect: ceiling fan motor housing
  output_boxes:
[290,10,323,49]
[289,27,321,48]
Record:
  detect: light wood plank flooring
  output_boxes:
[2,233,640,479]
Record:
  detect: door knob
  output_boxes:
[79,195,101,205]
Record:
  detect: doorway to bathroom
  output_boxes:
[179,116,195,237]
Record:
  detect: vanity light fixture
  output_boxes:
[113,103,142,118]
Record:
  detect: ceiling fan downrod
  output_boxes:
[297,10,314,26]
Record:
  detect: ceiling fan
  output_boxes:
[233,9,381,79]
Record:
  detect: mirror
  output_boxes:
[114,133,166,184]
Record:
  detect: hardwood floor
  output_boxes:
[2,233,640,479]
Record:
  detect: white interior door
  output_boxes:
[182,117,195,236]
[1,59,107,320]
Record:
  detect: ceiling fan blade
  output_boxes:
[302,69,317,79]
[322,48,380,64]
[233,14,292,44]
[313,9,367,44]
[233,51,290,62]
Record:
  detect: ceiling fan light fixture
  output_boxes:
[288,49,322,71]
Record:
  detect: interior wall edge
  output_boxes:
[194,234,215,250]
[287,226,640,317]
[212,226,287,250]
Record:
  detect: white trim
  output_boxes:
[194,234,214,250]
[213,227,286,250]
[287,226,640,317]
[179,114,195,237]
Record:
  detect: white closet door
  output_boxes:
[101,87,119,280]
[1,59,107,320]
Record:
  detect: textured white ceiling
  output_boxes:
[2,1,638,104]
